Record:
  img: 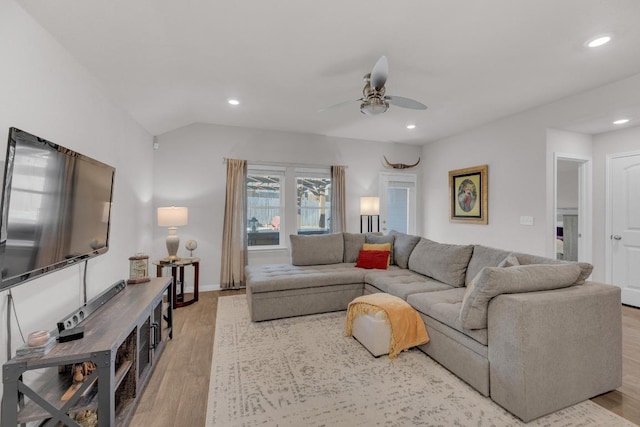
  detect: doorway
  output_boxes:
[606,152,640,307]
[553,154,592,263]
[379,173,417,235]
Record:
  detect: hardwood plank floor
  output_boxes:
[593,304,640,425]
[131,291,640,426]
[129,289,244,427]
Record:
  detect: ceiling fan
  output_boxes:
[321,56,427,115]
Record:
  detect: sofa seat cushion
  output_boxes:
[407,289,488,346]
[364,269,453,299]
[460,263,582,330]
[290,233,344,266]
[408,238,474,287]
[246,263,365,293]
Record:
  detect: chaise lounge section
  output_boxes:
[245,231,622,422]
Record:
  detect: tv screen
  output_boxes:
[0,128,115,291]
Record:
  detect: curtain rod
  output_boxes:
[222,157,348,169]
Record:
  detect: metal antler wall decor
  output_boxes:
[383,156,421,169]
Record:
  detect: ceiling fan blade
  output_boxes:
[318,99,362,112]
[370,56,388,90]
[385,96,427,110]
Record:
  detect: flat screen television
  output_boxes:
[0,128,115,291]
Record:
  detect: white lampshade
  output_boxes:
[360,197,380,215]
[157,206,188,227]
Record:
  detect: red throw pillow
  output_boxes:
[356,250,390,270]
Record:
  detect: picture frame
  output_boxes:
[449,164,488,224]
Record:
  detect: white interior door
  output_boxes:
[609,153,640,307]
[379,173,416,234]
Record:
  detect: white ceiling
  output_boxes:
[16,0,640,144]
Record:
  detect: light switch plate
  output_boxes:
[520,216,534,226]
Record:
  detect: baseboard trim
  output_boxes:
[177,284,221,293]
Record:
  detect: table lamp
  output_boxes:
[157,206,188,261]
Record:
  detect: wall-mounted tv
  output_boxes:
[0,128,115,291]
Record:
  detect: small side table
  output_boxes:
[154,257,200,309]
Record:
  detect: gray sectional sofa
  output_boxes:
[245,231,622,422]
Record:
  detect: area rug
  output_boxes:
[206,295,634,426]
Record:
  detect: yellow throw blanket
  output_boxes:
[345,293,429,359]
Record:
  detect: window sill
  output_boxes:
[248,245,289,253]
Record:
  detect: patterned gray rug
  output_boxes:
[206,295,633,426]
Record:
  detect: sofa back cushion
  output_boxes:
[290,233,344,266]
[408,238,474,287]
[459,263,582,329]
[388,230,421,269]
[465,245,512,285]
[343,232,366,263]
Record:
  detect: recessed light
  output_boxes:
[406,124,416,130]
[228,99,240,106]
[613,119,629,125]
[587,35,611,48]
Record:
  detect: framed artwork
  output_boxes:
[449,164,488,224]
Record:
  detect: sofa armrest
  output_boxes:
[487,282,622,422]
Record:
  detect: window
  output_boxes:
[247,165,331,248]
[247,170,284,247]
[296,174,331,235]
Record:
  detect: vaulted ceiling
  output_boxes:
[16,0,640,144]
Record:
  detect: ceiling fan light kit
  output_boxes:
[361,98,389,115]
[322,55,427,115]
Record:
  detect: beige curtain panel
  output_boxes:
[330,165,346,233]
[220,159,247,289]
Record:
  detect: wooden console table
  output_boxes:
[154,257,199,309]
[2,277,173,427]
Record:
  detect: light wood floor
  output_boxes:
[131,290,640,426]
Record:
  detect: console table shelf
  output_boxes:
[2,277,173,427]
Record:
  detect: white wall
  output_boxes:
[422,113,549,254]
[153,123,423,287]
[592,125,640,282]
[0,0,153,404]
[422,73,640,277]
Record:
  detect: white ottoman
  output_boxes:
[351,310,392,357]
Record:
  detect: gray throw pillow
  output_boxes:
[408,238,474,287]
[497,254,520,267]
[388,230,421,269]
[343,232,366,263]
[514,252,593,285]
[290,233,344,266]
[465,245,513,285]
[459,263,582,330]
[365,233,395,265]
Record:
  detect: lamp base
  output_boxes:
[360,215,380,233]
[165,227,180,261]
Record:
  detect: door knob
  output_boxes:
[612,235,622,240]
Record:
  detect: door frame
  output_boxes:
[379,172,417,235]
[553,153,592,263]
[605,150,640,283]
